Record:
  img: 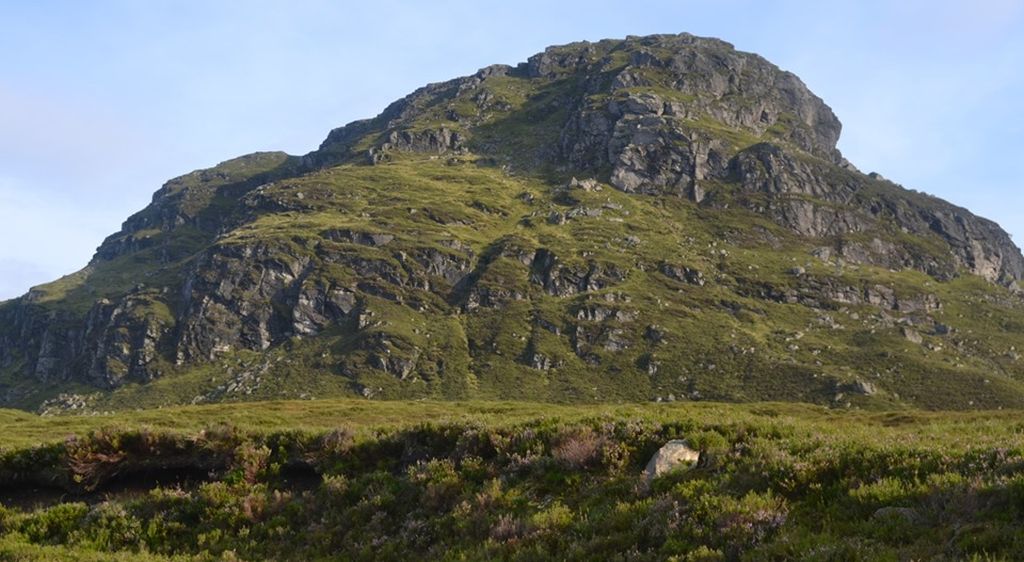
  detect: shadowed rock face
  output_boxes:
[1,33,1023,410]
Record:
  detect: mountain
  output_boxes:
[3,33,1024,412]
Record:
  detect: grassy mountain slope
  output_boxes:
[2,33,1024,412]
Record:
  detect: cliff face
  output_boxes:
[313,34,1022,283]
[3,33,1024,411]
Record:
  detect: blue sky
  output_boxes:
[1,0,1022,299]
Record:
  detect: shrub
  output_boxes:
[18,503,89,544]
[530,501,574,533]
[490,514,530,543]
[320,427,355,455]
[75,502,144,551]
[551,427,604,469]
[231,442,272,485]
[680,545,726,562]
[716,491,789,552]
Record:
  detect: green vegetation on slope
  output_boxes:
[2,33,1023,416]
[4,154,1024,413]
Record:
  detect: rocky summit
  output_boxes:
[3,33,1024,412]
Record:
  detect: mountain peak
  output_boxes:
[315,33,842,171]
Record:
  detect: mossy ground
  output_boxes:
[2,400,1024,560]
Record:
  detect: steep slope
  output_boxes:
[3,33,1024,412]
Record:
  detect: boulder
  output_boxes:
[901,327,923,344]
[849,380,877,396]
[567,177,600,192]
[643,439,700,486]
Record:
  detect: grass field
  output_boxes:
[1,400,1024,560]
[2,398,1023,450]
